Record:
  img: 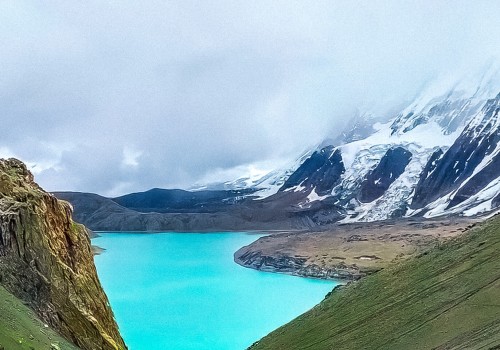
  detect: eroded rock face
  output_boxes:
[280,147,345,195]
[234,249,363,281]
[0,158,126,350]
[358,147,413,203]
[448,151,500,208]
[493,192,500,208]
[411,94,500,209]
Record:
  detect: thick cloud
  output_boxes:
[0,1,499,195]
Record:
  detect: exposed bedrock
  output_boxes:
[280,146,345,195]
[0,158,126,350]
[358,147,412,203]
[411,94,500,209]
[235,250,362,281]
[448,151,500,208]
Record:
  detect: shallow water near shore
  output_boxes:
[93,232,337,350]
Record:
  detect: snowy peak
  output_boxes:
[257,70,500,222]
[191,67,500,224]
[463,93,500,138]
[390,63,500,136]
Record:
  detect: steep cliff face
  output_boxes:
[411,93,500,210]
[358,147,413,203]
[280,146,345,195]
[0,158,126,350]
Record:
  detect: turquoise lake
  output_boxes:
[93,232,337,350]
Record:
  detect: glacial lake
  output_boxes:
[93,232,337,350]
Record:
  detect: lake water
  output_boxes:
[93,232,337,350]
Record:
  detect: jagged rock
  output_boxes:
[358,147,412,203]
[235,250,362,281]
[448,151,500,208]
[0,158,126,350]
[347,235,368,242]
[280,147,345,195]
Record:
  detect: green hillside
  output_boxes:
[250,215,500,350]
[0,286,79,350]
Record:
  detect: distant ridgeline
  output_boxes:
[57,80,500,231]
[0,158,126,350]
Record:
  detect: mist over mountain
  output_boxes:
[0,1,499,196]
[55,63,500,231]
[3,3,500,350]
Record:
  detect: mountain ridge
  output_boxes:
[54,70,500,231]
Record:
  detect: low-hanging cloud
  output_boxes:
[0,0,499,196]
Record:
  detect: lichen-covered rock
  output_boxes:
[0,158,126,350]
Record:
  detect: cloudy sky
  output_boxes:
[0,1,499,196]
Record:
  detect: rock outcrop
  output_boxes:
[411,93,500,209]
[235,250,363,280]
[280,146,345,195]
[358,147,412,203]
[0,158,126,350]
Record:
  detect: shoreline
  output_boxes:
[234,258,350,282]
[234,249,368,281]
[234,217,478,282]
[92,229,301,235]
[92,217,480,281]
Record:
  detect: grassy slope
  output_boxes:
[250,215,500,350]
[0,286,79,350]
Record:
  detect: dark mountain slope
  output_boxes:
[55,190,347,231]
[112,188,255,213]
[250,214,500,350]
[54,191,143,229]
[411,93,500,209]
[280,146,345,195]
[358,147,412,203]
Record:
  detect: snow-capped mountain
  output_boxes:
[239,64,500,222]
[412,92,500,217]
[56,65,500,231]
[191,148,315,198]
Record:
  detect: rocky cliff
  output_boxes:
[0,158,126,350]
